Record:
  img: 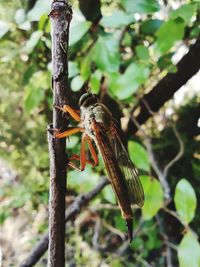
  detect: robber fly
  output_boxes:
[54,93,144,242]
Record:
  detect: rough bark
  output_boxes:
[48,1,72,267]
[127,39,200,134]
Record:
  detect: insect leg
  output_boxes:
[80,135,86,171]
[55,127,83,139]
[67,135,99,171]
[69,154,93,164]
[54,104,81,122]
[85,135,99,166]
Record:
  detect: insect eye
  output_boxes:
[79,93,92,106]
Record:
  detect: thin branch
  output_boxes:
[163,124,184,178]
[48,1,72,266]
[19,177,109,267]
[92,218,105,251]
[102,220,125,240]
[164,241,177,251]
[143,137,171,199]
[166,241,173,267]
[136,257,152,267]
[162,207,190,229]
[155,215,173,267]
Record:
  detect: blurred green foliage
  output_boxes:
[0,0,200,266]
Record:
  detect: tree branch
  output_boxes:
[163,124,184,178]
[48,1,72,266]
[127,39,200,134]
[19,178,109,267]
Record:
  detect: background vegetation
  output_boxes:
[0,0,200,266]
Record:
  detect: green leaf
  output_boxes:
[22,65,36,85]
[122,0,160,14]
[0,209,10,224]
[141,19,163,35]
[178,231,200,267]
[100,10,135,28]
[89,70,102,94]
[110,62,149,100]
[121,32,132,46]
[136,45,150,61]
[21,31,43,54]
[38,14,49,31]
[68,61,79,78]
[92,35,120,73]
[174,179,197,224]
[155,19,185,54]
[190,27,200,38]
[140,176,164,220]
[69,10,92,46]
[69,169,99,192]
[69,21,91,46]
[15,9,26,24]
[170,4,197,24]
[71,75,84,92]
[24,71,49,112]
[80,51,92,80]
[67,136,79,149]
[103,185,116,204]
[24,85,44,113]
[157,53,173,70]
[128,141,150,171]
[0,20,11,38]
[14,8,30,31]
[27,0,50,21]
[114,215,127,232]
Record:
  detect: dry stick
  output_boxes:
[48,1,72,267]
[20,177,109,267]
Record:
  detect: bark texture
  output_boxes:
[48,1,72,266]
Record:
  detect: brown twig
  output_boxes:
[19,177,109,267]
[47,1,72,266]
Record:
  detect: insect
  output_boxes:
[54,93,144,242]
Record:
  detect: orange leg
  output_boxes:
[80,136,86,171]
[54,104,81,122]
[55,127,83,139]
[85,135,99,166]
[68,135,99,171]
[68,155,97,171]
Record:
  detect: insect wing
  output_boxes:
[110,128,144,207]
[92,121,134,216]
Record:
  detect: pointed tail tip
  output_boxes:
[125,218,133,243]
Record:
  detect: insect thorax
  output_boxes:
[80,103,112,138]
